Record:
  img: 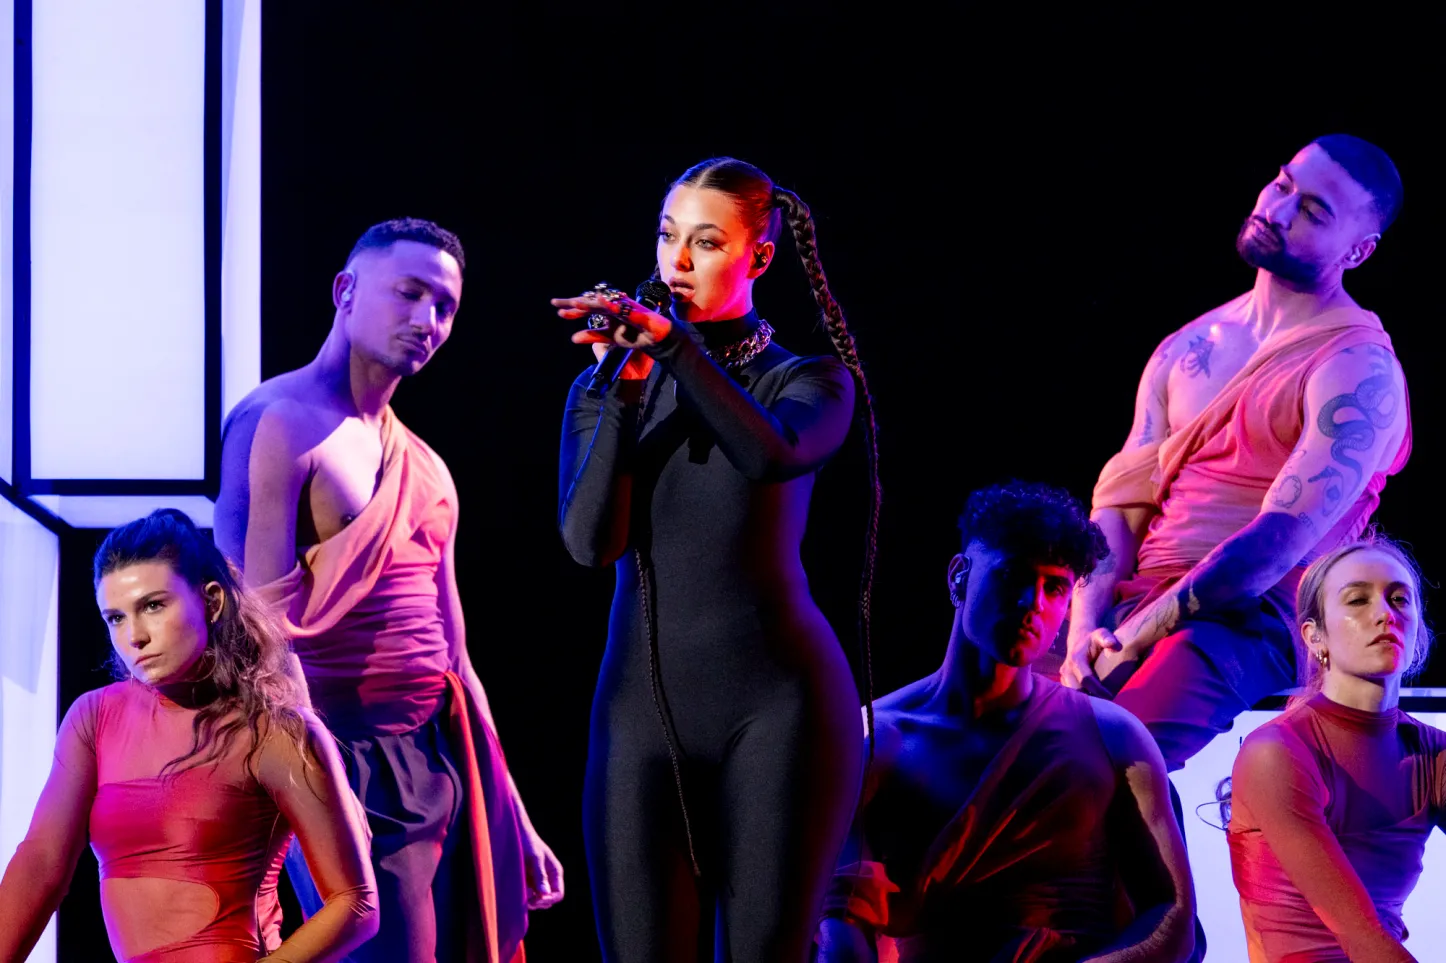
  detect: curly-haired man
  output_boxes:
[816,482,1196,963]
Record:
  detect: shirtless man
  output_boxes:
[816,482,1195,962]
[1060,135,1411,774]
[215,218,561,963]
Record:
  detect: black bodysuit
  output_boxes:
[559,311,863,962]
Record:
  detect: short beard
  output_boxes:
[1235,216,1325,288]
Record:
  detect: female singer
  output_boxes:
[0,509,377,962]
[1228,534,1440,963]
[554,157,880,961]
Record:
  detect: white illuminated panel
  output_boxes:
[0,0,14,482]
[221,0,261,422]
[0,498,60,963]
[1173,710,1446,960]
[29,0,206,479]
[30,493,215,529]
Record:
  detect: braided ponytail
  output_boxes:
[771,186,882,757]
[667,157,883,750]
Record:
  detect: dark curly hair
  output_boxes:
[958,481,1109,582]
[346,216,465,272]
[94,509,308,780]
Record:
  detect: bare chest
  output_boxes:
[1164,324,1266,431]
[301,420,384,545]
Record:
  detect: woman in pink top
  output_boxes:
[0,509,378,962]
[1228,534,1442,962]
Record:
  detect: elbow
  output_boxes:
[356,901,381,945]
[338,884,381,945]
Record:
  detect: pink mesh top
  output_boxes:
[1229,694,1446,963]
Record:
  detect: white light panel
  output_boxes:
[28,0,207,480]
[0,0,14,483]
[30,493,215,529]
[221,0,261,422]
[0,497,60,963]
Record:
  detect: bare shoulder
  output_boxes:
[225,373,334,451]
[1151,295,1251,369]
[220,371,359,486]
[864,678,939,790]
[1088,695,1166,770]
[872,675,936,723]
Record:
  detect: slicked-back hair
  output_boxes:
[346,216,466,272]
[958,480,1110,583]
[1311,134,1404,233]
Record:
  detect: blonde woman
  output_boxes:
[1228,535,1437,963]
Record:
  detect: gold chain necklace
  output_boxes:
[705,320,774,370]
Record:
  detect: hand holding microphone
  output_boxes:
[553,279,673,398]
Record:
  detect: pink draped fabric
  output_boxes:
[1094,306,1412,613]
[257,407,526,963]
[258,408,452,734]
[823,681,1124,962]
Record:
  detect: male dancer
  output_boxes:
[215,218,561,963]
[817,483,1196,962]
[1060,134,1411,773]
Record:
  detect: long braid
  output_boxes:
[773,186,881,761]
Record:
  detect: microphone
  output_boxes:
[585,278,672,399]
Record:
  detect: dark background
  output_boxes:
[54,7,1443,961]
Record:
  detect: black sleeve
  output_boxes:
[557,367,644,568]
[645,324,856,482]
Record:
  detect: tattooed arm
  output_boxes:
[1101,345,1406,662]
[1063,332,1174,687]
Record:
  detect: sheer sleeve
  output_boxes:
[558,366,645,567]
[1233,728,1417,963]
[1425,723,1446,832]
[646,325,855,482]
[257,711,378,963]
[0,690,102,962]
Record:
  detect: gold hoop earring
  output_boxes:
[1316,649,1329,669]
